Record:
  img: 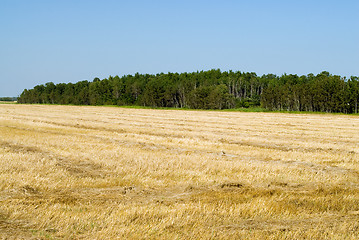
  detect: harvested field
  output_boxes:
[1,104,359,239]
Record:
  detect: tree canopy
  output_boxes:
[18,70,359,113]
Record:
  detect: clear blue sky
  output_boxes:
[1,0,358,97]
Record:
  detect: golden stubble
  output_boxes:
[1,104,359,239]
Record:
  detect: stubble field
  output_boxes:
[1,104,359,239]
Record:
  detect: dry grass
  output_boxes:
[1,104,359,239]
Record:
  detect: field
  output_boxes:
[1,104,359,239]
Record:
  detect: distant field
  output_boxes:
[0,101,17,104]
[1,104,359,239]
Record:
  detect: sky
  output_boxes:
[0,0,358,97]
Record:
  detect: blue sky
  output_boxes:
[1,0,358,96]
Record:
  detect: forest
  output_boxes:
[17,69,359,114]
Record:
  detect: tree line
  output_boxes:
[0,97,17,101]
[261,72,359,113]
[17,69,359,113]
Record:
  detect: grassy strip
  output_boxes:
[12,102,359,115]
[0,101,17,104]
[107,105,359,115]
